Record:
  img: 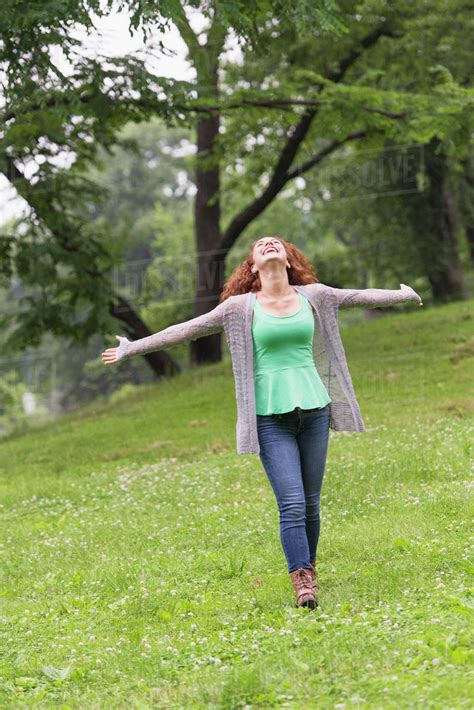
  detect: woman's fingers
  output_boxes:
[101,346,119,363]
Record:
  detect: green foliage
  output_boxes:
[217,0,473,199]
[123,0,347,48]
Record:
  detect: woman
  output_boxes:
[102,236,423,610]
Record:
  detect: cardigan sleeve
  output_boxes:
[117,299,228,361]
[325,283,423,310]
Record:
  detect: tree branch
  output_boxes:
[176,97,407,119]
[3,91,407,128]
[286,130,368,179]
[220,24,398,252]
[327,26,396,83]
[219,108,317,252]
[172,3,200,61]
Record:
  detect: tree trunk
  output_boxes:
[466,226,474,266]
[188,17,226,364]
[190,112,225,365]
[461,157,474,266]
[413,138,468,303]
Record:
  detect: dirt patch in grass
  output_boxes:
[439,398,474,418]
[450,336,474,364]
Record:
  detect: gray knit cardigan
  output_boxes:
[117,282,423,454]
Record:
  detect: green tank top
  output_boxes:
[252,291,332,415]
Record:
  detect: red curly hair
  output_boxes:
[219,236,319,303]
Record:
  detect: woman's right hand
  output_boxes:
[101,335,131,364]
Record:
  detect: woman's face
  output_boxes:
[251,237,287,272]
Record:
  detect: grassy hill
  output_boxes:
[0,299,473,708]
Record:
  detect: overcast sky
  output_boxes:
[0,4,232,225]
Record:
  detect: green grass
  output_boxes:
[0,299,473,709]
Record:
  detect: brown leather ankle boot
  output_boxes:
[289,567,316,609]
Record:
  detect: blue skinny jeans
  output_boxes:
[256,404,330,573]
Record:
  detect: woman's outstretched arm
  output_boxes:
[324,283,423,310]
[101,299,228,365]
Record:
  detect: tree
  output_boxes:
[1,0,472,378]
[0,0,346,374]
[176,0,472,360]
